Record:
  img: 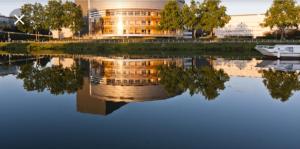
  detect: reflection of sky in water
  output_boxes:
[0,67,300,148]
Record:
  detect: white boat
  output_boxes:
[255,45,300,58]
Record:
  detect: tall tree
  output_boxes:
[45,0,64,39]
[17,4,34,33]
[17,3,46,41]
[159,0,183,34]
[63,1,84,34]
[262,0,300,40]
[181,0,199,38]
[198,0,230,37]
[32,3,46,40]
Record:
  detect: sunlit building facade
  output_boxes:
[75,0,184,37]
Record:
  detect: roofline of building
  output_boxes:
[0,15,14,19]
[230,13,265,17]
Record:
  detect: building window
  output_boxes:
[135,11,140,16]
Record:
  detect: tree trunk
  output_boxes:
[210,31,213,38]
[280,28,285,40]
[35,31,38,42]
[58,29,61,40]
[193,29,197,39]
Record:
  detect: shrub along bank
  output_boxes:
[0,42,261,58]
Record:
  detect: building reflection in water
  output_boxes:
[0,65,19,76]
[77,78,127,116]
[212,58,300,77]
[76,57,193,116]
[3,55,300,114]
[212,58,300,101]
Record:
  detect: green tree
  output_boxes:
[159,0,183,35]
[198,0,230,37]
[63,1,84,34]
[17,3,46,41]
[262,0,300,40]
[262,69,300,102]
[181,0,199,38]
[17,4,34,33]
[32,3,46,40]
[45,0,64,39]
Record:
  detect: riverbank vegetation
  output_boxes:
[0,42,262,58]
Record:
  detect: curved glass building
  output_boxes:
[75,0,184,37]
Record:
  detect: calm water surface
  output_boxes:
[0,55,300,149]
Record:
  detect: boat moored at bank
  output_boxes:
[255,45,300,58]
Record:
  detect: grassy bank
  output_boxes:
[0,42,261,58]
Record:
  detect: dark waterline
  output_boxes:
[0,55,300,149]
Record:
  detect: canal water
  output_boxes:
[0,55,300,149]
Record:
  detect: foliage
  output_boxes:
[17,3,47,41]
[262,69,300,101]
[197,0,231,37]
[17,0,84,37]
[181,0,199,38]
[159,0,183,32]
[17,60,84,95]
[45,0,65,31]
[63,1,84,33]
[161,0,230,38]
[17,4,34,33]
[181,3,194,30]
[158,64,230,100]
[0,42,263,58]
[262,0,300,40]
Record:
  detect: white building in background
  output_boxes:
[51,28,74,39]
[215,14,271,38]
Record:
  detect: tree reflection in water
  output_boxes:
[262,69,300,102]
[158,65,230,100]
[17,60,84,95]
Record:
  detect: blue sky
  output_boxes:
[1,0,300,16]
